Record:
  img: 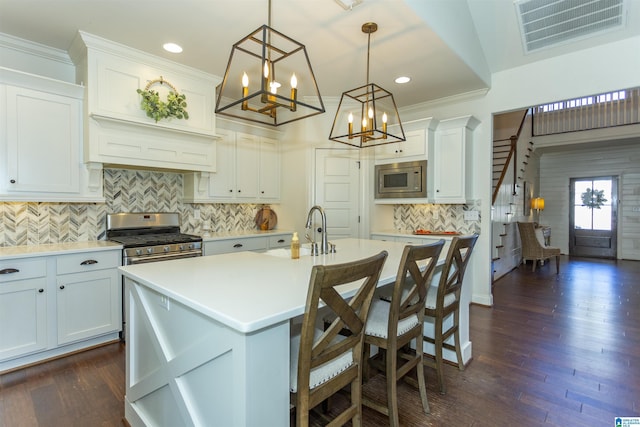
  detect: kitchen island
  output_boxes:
[119,238,467,427]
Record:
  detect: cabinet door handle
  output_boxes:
[233,243,243,248]
[9,179,16,184]
[59,285,65,290]
[38,288,44,293]
[0,268,20,274]
[277,239,285,243]
[80,259,98,265]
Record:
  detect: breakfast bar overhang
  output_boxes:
[119,238,469,427]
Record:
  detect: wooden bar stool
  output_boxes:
[289,251,388,427]
[363,240,445,426]
[423,234,478,394]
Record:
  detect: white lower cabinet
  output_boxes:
[370,233,452,249]
[0,259,48,361]
[204,236,268,255]
[0,248,121,372]
[204,233,292,256]
[56,251,120,345]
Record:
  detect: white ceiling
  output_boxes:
[1,0,638,108]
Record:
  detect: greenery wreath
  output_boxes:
[136,77,189,123]
[581,188,607,209]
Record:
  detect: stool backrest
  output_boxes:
[295,250,388,423]
[436,234,478,310]
[389,240,445,334]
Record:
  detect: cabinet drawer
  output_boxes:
[268,234,291,249]
[205,237,268,255]
[56,250,120,275]
[0,258,47,283]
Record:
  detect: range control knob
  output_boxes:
[147,248,153,254]
[135,249,143,256]
[179,244,185,251]
[163,246,170,252]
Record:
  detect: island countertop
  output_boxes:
[119,238,446,334]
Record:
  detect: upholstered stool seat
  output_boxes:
[289,326,352,393]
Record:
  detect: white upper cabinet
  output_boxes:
[375,118,438,162]
[0,67,103,202]
[428,115,480,204]
[69,31,220,172]
[234,133,261,200]
[257,136,280,201]
[184,122,281,203]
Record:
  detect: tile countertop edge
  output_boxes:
[0,241,123,259]
[201,229,293,241]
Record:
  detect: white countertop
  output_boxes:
[0,241,122,259]
[119,238,447,334]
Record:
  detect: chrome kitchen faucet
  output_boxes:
[305,205,329,255]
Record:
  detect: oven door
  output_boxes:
[124,250,202,265]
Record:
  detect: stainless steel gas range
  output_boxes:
[106,212,203,340]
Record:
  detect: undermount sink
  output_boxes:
[265,246,312,258]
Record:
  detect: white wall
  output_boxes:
[539,143,640,260]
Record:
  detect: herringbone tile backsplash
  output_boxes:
[0,168,479,246]
[393,202,481,235]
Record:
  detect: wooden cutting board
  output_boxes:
[255,207,278,230]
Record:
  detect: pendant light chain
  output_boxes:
[366,29,370,86]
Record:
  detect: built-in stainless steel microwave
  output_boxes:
[375,160,427,199]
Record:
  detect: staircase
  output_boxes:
[491,109,530,282]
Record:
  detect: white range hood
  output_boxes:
[69,31,221,173]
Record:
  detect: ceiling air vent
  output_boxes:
[515,0,627,53]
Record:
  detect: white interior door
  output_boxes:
[313,148,360,241]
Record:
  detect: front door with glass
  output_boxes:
[569,176,618,258]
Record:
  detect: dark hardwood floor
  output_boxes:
[1,256,638,426]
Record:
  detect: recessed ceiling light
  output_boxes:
[395,76,411,84]
[163,43,183,53]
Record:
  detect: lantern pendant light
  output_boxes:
[215,0,325,126]
[329,22,405,148]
